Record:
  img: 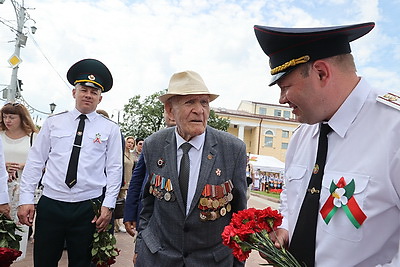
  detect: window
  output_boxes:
[282,130,289,138]
[283,110,290,119]
[265,130,274,135]
[274,109,282,117]
[281,142,288,149]
[264,136,273,147]
[259,107,267,115]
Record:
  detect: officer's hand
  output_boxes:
[259,228,289,260]
[92,206,112,232]
[133,253,138,265]
[17,204,35,226]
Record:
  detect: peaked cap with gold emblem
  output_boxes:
[254,22,375,86]
[67,58,113,92]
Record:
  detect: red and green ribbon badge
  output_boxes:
[320,177,367,229]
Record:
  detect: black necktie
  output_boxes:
[289,123,332,267]
[65,114,87,188]
[179,142,192,210]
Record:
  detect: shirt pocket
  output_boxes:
[285,165,307,215]
[50,130,74,153]
[85,131,109,152]
[320,172,369,242]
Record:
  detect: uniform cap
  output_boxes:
[67,58,113,92]
[254,22,375,86]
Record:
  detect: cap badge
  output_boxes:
[88,74,96,81]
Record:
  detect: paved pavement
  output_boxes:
[13,193,280,266]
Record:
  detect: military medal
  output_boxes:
[226,203,231,212]
[220,207,226,216]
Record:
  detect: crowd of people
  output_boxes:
[0,20,398,267]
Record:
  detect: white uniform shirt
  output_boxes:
[175,130,205,214]
[281,78,400,266]
[19,109,123,208]
[0,138,9,204]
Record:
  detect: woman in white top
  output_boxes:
[0,102,38,260]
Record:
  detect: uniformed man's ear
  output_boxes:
[313,60,330,85]
[72,88,76,99]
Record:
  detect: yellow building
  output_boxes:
[214,100,300,162]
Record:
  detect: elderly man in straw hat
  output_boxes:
[134,70,247,266]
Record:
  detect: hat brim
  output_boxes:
[159,93,219,103]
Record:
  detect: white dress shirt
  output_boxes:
[281,78,400,266]
[175,130,205,214]
[0,138,9,204]
[19,108,122,208]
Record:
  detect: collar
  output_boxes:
[175,129,205,152]
[328,78,370,138]
[71,108,98,122]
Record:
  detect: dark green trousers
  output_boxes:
[34,196,97,267]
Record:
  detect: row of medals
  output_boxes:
[198,182,234,221]
[149,174,175,202]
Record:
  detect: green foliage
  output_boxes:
[0,214,23,250]
[120,90,231,138]
[208,110,230,131]
[120,90,166,139]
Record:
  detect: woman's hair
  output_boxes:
[0,103,38,135]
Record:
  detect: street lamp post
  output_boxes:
[49,102,56,114]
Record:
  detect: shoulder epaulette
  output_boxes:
[98,114,118,124]
[376,92,400,111]
[49,110,68,117]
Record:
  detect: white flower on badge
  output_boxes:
[332,188,348,207]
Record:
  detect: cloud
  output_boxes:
[0,0,397,122]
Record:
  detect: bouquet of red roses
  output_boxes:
[91,200,120,267]
[0,214,22,267]
[221,207,302,266]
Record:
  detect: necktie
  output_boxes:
[65,114,87,188]
[179,142,192,210]
[289,123,332,267]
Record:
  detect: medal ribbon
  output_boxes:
[320,177,367,229]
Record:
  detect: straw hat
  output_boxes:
[159,70,219,103]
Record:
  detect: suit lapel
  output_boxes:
[163,131,187,214]
[188,127,217,214]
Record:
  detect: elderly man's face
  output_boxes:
[166,94,210,141]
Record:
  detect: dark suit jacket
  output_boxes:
[124,153,147,225]
[135,126,247,267]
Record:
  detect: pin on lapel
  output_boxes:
[216,168,221,176]
[157,158,165,168]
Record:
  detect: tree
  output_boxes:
[208,109,230,131]
[120,90,231,138]
[120,90,166,139]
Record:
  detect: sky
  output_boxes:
[0,0,399,124]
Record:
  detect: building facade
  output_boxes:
[213,101,300,163]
